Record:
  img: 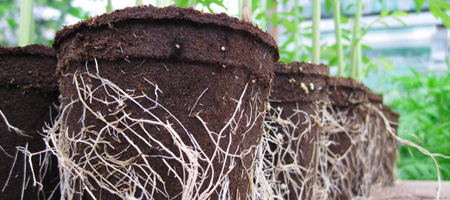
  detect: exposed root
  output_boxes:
[44,60,264,200]
[365,104,450,200]
[317,102,450,200]
[0,109,26,136]
[256,101,317,199]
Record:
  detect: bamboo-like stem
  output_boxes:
[312,0,321,64]
[106,0,112,13]
[268,0,278,42]
[18,0,34,46]
[242,0,252,22]
[332,0,345,76]
[350,0,363,81]
[136,0,142,6]
[357,42,362,81]
[293,0,300,61]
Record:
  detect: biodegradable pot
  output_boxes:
[326,77,368,199]
[0,45,59,199]
[53,5,278,200]
[380,105,399,186]
[267,62,329,199]
[367,93,384,185]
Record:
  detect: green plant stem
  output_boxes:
[312,0,321,64]
[106,0,112,13]
[357,42,362,81]
[136,0,142,6]
[350,0,362,81]
[18,0,34,46]
[332,0,344,76]
[293,0,300,61]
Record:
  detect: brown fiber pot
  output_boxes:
[367,93,384,186]
[53,5,278,200]
[326,77,368,199]
[267,62,329,199]
[380,105,399,186]
[0,45,59,199]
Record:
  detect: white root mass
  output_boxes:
[41,59,264,200]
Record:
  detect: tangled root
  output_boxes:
[256,101,323,199]
[43,60,264,200]
[317,102,450,200]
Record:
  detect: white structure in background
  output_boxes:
[280,0,450,72]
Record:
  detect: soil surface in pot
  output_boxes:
[54,5,278,200]
[267,62,329,199]
[0,45,59,199]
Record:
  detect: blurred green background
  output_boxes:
[0,0,449,181]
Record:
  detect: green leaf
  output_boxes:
[280,18,295,32]
[392,16,409,27]
[380,21,390,27]
[341,14,349,24]
[361,44,372,50]
[303,33,312,38]
[430,3,450,28]
[380,9,389,18]
[346,3,354,11]
[342,34,351,41]
[325,0,332,14]
[271,12,279,26]
[382,63,394,70]
[429,3,441,19]
[267,0,278,9]
[414,0,425,13]
[280,37,295,48]
[391,11,409,16]
[431,0,450,10]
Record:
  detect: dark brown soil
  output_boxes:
[54,5,278,200]
[326,77,369,199]
[327,77,368,107]
[0,45,59,199]
[268,62,329,199]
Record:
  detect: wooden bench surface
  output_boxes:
[370,181,450,200]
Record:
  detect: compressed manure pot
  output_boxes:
[379,105,399,186]
[261,62,329,199]
[318,77,368,199]
[52,5,278,200]
[0,45,59,199]
[364,93,398,188]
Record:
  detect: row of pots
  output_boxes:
[0,5,398,199]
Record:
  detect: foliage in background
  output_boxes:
[385,68,450,180]
[0,0,89,46]
[174,0,225,13]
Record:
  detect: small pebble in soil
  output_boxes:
[310,83,315,91]
[175,44,181,49]
[221,46,226,51]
